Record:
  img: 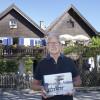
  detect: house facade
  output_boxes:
[0,4,99,75]
[0,4,45,47]
[0,4,99,47]
[0,4,46,75]
[46,5,98,46]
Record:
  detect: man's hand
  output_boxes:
[41,87,48,99]
[41,87,55,99]
[73,75,81,86]
[64,89,75,96]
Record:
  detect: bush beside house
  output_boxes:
[0,59,18,74]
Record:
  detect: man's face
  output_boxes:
[47,37,61,55]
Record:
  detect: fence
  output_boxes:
[0,74,33,89]
[79,56,100,87]
[0,46,100,88]
[76,48,100,87]
[0,46,46,58]
[65,46,100,87]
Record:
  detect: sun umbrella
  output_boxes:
[74,35,90,40]
[59,34,74,41]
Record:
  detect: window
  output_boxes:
[9,19,17,28]
[13,37,19,45]
[0,40,2,44]
[66,19,74,28]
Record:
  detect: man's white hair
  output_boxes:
[47,34,61,43]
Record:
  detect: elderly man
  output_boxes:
[33,35,81,100]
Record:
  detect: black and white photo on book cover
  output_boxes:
[43,72,73,97]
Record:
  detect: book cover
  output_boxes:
[43,72,73,97]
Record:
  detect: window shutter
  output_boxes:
[8,37,12,45]
[30,39,34,46]
[19,38,24,45]
[3,39,7,45]
[42,39,46,46]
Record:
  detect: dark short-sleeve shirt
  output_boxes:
[34,54,79,100]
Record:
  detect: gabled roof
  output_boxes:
[0,4,45,37]
[46,4,98,37]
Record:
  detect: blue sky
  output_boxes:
[0,0,100,32]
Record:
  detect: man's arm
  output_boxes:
[32,79,48,99]
[32,79,42,91]
[73,75,81,86]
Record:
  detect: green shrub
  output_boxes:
[0,59,18,74]
[0,59,6,74]
[24,56,33,73]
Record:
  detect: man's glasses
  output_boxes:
[47,42,60,46]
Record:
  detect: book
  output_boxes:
[43,72,73,97]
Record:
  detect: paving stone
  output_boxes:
[0,89,100,100]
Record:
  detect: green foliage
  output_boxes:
[0,59,18,74]
[64,46,75,54]
[24,56,33,73]
[83,47,100,57]
[90,36,100,47]
[35,51,43,61]
[0,59,6,73]
[64,36,100,57]
[64,46,100,58]
[64,45,84,55]
[5,60,18,73]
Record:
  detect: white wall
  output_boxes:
[0,37,43,46]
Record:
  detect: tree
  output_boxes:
[91,36,100,47]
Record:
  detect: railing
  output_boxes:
[0,45,46,58]
[0,74,33,89]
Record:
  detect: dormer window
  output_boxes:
[9,19,17,29]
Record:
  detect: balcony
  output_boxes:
[0,45,46,58]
